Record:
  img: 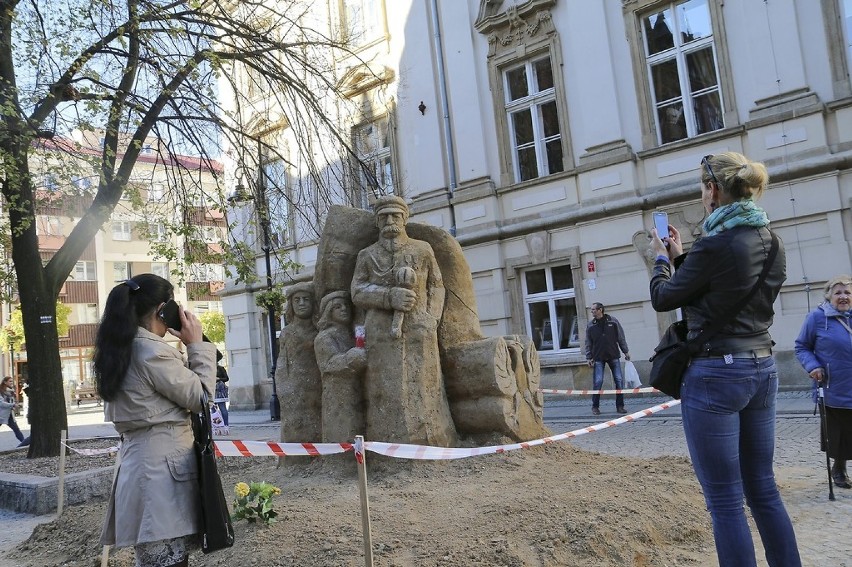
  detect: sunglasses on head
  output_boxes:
[701,154,720,187]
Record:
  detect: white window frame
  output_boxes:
[75,303,99,324]
[643,0,723,145]
[353,116,395,209]
[521,264,580,354]
[149,183,164,202]
[261,149,292,248]
[340,0,384,46]
[74,261,97,281]
[37,215,62,236]
[503,55,565,183]
[189,263,225,282]
[113,261,131,282]
[150,222,167,242]
[112,221,132,241]
[201,225,219,243]
[151,262,170,280]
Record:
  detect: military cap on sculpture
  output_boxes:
[372,195,410,220]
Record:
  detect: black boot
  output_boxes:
[831,459,851,489]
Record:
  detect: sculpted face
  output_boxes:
[330,298,351,325]
[829,284,852,312]
[291,292,314,319]
[378,211,406,239]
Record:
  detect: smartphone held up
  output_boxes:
[653,211,669,247]
[158,299,182,331]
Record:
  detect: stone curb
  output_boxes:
[0,467,114,515]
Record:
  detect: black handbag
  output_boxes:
[649,231,779,399]
[648,320,690,398]
[191,392,235,553]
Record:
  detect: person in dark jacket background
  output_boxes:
[794,274,852,489]
[649,152,800,566]
[584,303,630,415]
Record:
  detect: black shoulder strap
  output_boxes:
[689,230,779,348]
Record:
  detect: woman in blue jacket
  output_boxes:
[794,274,852,489]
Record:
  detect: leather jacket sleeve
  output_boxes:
[650,226,785,352]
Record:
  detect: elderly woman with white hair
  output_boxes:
[795,274,852,489]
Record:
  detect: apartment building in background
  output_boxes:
[220,0,852,410]
[1,131,225,404]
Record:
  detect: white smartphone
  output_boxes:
[653,211,669,242]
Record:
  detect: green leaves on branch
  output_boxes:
[199,311,225,343]
[254,286,286,314]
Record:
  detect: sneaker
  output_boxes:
[592,407,601,415]
[616,407,628,414]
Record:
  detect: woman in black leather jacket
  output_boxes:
[649,152,801,567]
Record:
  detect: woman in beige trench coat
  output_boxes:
[93,274,216,567]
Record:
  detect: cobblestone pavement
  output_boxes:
[548,407,851,566]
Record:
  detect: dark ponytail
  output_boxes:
[93,274,174,401]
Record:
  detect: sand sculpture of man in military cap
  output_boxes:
[275,281,322,443]
[351,195,458,446]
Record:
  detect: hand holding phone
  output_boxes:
[158,299,182,331]
[653,211,670,246]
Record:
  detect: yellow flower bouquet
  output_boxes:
[232,481,282,524]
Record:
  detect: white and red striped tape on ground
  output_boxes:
[65,399,682,461]
[214,439,354,458]
[540,387,661,395]
[360,400,681,460]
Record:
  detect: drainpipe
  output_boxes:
[430,0,458,237]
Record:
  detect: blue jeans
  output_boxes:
[592,359,624,409]
[681,356,801,567]
[217,401,229,426]
[6,415,24,443]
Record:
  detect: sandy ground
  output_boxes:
[3,400,849,566]
[0,442,718,567]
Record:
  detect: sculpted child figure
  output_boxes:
[314,291,367,442]
[275,281,322,443]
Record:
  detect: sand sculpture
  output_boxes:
[275,197,546,447]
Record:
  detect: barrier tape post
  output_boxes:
[354,436,374,567]
[57,430,67,516]
[101,448,122,567]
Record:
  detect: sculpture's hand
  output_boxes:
[389,287,416,312]
[346,347,368,370]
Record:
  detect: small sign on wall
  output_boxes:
[587,261,595,273]
[587,278,596,290]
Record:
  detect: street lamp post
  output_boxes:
[256,154,281,422]
[228,144,281,422]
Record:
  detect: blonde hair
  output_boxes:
[823,274,852,300]
[701,151,769,201]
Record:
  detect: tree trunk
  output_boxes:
[6,146,67,458]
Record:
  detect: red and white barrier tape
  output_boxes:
[61,442,121,456]
[540,387,660,395]
[360,400,681,460]
[213,439,354,458]
[208,400,681,461]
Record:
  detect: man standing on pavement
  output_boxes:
[585,302,630,415]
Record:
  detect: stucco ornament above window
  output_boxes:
[337,63,395,99]
[474,0,555,56]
